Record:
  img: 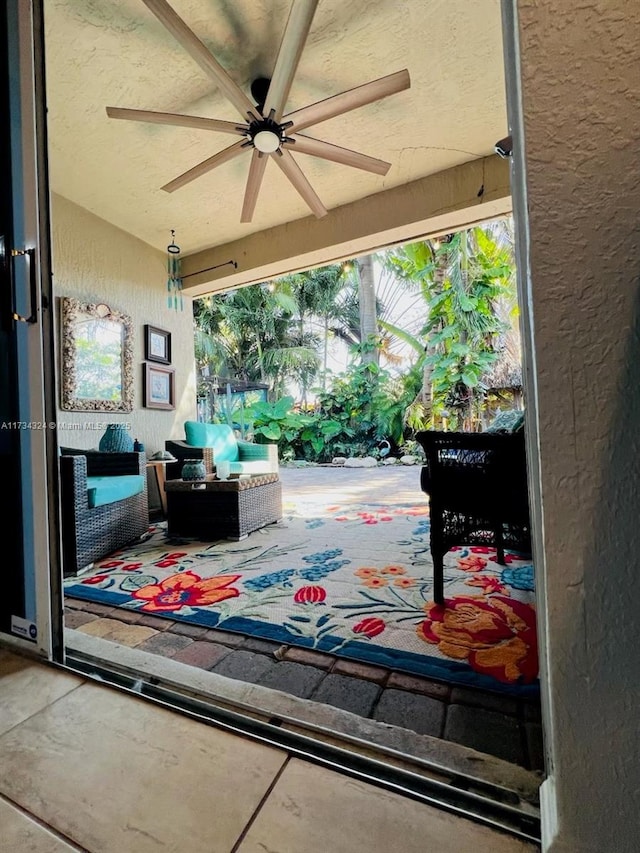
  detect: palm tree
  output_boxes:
[275,265,350,393]
[193,284,319,401]
[355,255,378,365]
[332,257,415,368]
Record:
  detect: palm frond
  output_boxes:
[378,319,425,356]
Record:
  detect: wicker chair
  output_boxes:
[165,422,278,480]
[415,430,531,604]
[60,449,148,577]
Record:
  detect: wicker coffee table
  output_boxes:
[164,473,282,540]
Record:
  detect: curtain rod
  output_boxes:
[181,259,237,280]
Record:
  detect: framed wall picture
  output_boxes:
[144,324,171,364]
[143,363,175,410]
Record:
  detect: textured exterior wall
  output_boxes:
[516,1,640,850]
[51,194,196,454]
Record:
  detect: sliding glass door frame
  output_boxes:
[0,0,63,661]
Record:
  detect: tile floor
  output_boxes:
[0,647,539,852]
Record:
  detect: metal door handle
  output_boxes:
[11,247,38,324]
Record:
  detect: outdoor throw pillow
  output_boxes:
[184,421,239,462]
[184,420,209,446]
[486,409,525,433]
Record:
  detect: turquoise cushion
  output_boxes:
[229,461,272,476]
[184,422,239,462]
[184,421,209,446]
[236,440,272,462]
[86,474,145,509]
[486,409,525,433]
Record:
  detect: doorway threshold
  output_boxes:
[65,629,540,843]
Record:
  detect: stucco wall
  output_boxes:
[50,194,196,454]
[513,1,640,850]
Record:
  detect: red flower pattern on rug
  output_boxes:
[417,595,538,683]
[294,585,326,604]
[132,571,241,613]
[353,617,386,638]
[457,555,488,572]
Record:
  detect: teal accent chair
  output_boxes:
[165,422,278,479]
[60,448,148,576]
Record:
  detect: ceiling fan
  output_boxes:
[106,0,410,223]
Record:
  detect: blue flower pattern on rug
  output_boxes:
[244,569,297,592]
[501,564,535,591]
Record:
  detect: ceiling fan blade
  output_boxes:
[273,149,327,218]
[285,69,410,132]
[286,134,391,176]
[241,151,269,223]
[142,0,258,120]
[161,140,247,193]
[263,0,319,121]
[106,107,247,135]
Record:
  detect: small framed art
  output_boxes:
[143,363,175,410]
[144,324,171,364]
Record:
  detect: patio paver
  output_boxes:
[75,618,158,647]
[257,661,326,699]
[169,623,210,639]
[134,614,176,631]
[171,640,231,669]
[310,673,381,716]
[240,637,284,655]
[386,671,451,700]
[202,628,245,647]
[212,649,278,683]
[450,686,519,716]
[282,646,335,669]
[373,689,446,737]
[63,609,98,629]
[444,705,525,766]
[135,632,194,656]
[331,659,389,683]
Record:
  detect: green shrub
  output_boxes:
[247,356,424,463]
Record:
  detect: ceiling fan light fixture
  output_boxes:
[253,130,281,153]
[112,1,411,222]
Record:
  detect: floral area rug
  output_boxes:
[64,500,538,695]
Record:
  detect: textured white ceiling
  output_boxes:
[44,0,506,254]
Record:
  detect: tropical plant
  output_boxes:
[375,363,426,442]
[273,265,350,395]
[195,220,518,442]
[384,221,517,429]
[245,343,431,463]
[311,349,406,457]
[193,284,320,400]
[245,396,309,444]
[337,258,423,370]
[245,395,344,462]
